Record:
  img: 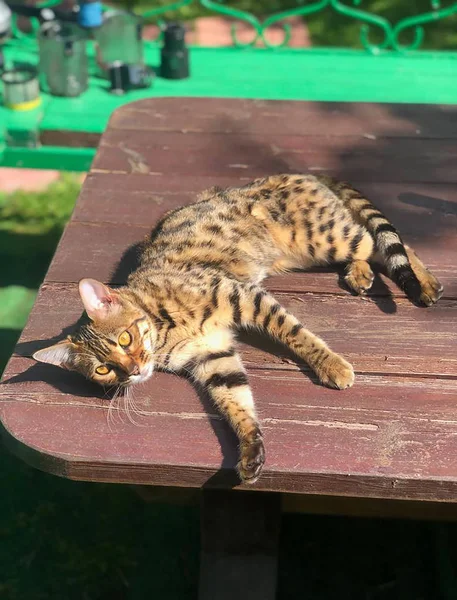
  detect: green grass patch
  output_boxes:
[0,173,81,373]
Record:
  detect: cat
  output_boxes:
[33,174,443,483]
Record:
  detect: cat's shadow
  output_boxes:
[335,264,397,314]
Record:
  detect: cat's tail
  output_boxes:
[320,176,422,302]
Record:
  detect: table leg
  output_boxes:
[199,489,281,600]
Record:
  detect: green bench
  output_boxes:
[2,0,457,171]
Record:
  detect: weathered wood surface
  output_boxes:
[110,98,457,139]
[64,176,457,296]
[93,129,457,182]
[45,219,457,297]
[4,358,457,499]
[2,98,457,503]
[10,285,457,377]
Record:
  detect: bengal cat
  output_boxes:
[33,174,443,483]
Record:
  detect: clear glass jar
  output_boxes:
[38,21,88,97]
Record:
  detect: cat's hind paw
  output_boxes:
[345,260,374,296]
[419,273,444,307]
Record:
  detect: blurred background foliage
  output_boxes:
[106,0,457,50]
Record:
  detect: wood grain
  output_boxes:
[93,129,457,183]
[10,283,457,377]
[110,98,457,139]
[3,358,457,500]
[75,174,457,226]
[3,98,457,508]
[54,175,457,298]
[44,220,457,298]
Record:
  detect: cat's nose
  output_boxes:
[128,363,140,376]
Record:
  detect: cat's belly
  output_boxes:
[268,255,313,275]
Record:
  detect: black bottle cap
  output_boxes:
[163,22,186,51]
[160,21,189,79]
[108,61,153,94]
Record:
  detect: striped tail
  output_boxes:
[320,177,423,303]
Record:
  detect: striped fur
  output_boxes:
[33,174,443,483]
[319,176,425,302]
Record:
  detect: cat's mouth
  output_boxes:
[128,363,154,385]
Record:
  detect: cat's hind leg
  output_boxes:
[405,245,443,306]
[345,260,374,295]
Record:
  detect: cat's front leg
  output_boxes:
[191,349,265,483]
[240,285,354,390]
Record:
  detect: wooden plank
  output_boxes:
[282,494,457,521]
[199,490,281,600]
[74,174,457,226]
[45,221,148,286]
[73,173,251,225]
[93,130,457,183]
[41,130,101,148]
[129,485,457,521]
[44,217,457,297]
[4,359,457,500]
[110,98,457,139]
[10,283,457,377]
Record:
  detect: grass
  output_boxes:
[1,174,457,598]
[0,174,81,370]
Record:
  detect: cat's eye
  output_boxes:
[118,331,132,347]
[96,365,110,375]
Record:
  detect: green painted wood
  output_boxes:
[35,48,457,135]
[3,41,457,169]
[0,146,95,172]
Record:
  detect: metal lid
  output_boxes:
[1,66,38,86]
[39,20,86,42]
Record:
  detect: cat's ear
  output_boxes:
[78,278,120,321]
[33,339,75,368]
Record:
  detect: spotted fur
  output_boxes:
[33,174,443,483]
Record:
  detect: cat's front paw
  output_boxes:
[316,353,355,390]
[238,436,265,484]
[419,273,443,307]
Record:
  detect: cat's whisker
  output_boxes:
[107,383,128,429]
[127,387,149,425]
[128,386,150,418]
[107,389,119,429]
[122,386,144,427]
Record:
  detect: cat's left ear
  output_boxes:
[33,339,76,369]
[78,278,121,321]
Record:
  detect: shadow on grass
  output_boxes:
[0,229,65,289]
[0,329,22,374]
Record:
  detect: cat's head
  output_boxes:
[33,278,155,388]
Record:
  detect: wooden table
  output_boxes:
[2,98,457,599]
